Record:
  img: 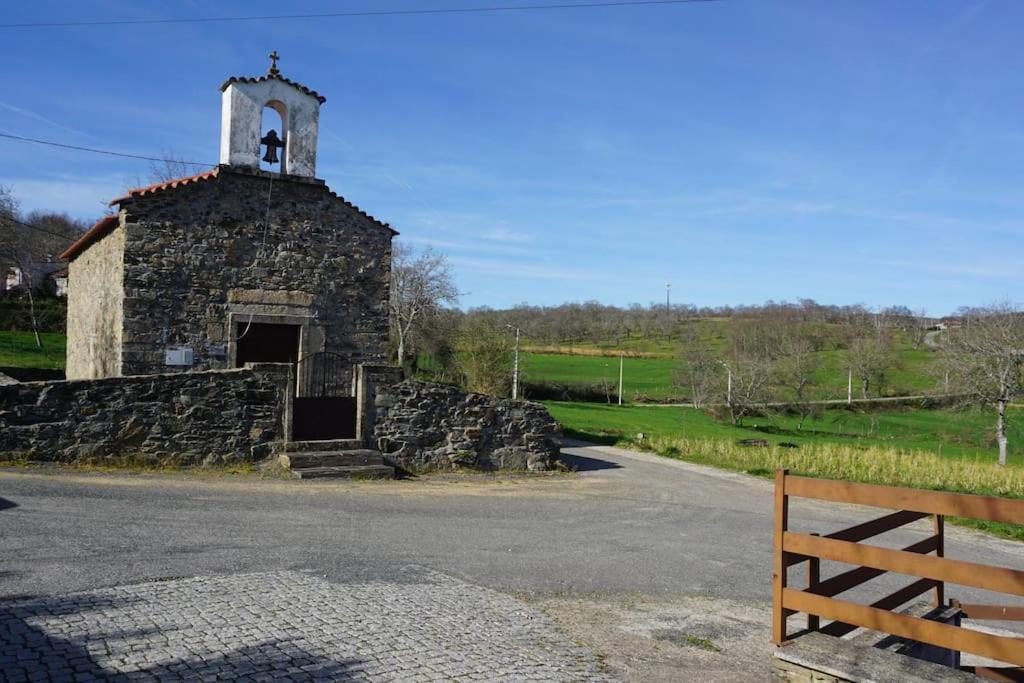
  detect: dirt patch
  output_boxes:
[534,593,774,682]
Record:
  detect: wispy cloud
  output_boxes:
[400,235,532,256]
[0,100,96,139]
[481,227,534,243]
[450,256,597,281]
[868,257,1022,280]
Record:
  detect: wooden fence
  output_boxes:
[773,469,1024,679]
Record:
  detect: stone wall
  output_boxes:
[66,223,124,380]
[373,380,562,472]
[0,364,289,465]
[355,364,405,447]
[114,166,392,376]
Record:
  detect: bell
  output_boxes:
[260,129,284,165]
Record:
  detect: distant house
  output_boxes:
[52,267,68,298]
[3,263,67,297]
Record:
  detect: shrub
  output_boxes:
[0,297,66,333]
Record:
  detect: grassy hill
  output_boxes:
[522,320,940,402]
[521,353,680,399]
[546,401,1022,464]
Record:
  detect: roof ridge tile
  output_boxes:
[59,215,119,261]
[220,74,326,103]
[108,168,220,206]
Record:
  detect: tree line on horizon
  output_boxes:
[390,246,1022,466]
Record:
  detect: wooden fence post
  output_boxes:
[808,533,820,632]
[933,513,945,606]
[773,468,790,644]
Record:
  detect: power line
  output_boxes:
[0,133,211,166]
[0,0,720,29]
[2,214,84,243]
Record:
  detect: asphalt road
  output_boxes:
[1,441,1021,609]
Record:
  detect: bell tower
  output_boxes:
[218,52,326,178]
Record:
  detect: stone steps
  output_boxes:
[276,439,395,480]
[280,449,385,469]
[291,464,395,480]
[280,439,363,453]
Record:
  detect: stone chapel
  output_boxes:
[61,55,396,383]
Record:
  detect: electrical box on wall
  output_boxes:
[165,346,195,366]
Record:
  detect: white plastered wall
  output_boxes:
[65,223,124,379]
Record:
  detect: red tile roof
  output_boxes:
[107,168,220,206]
[326,189,398,235]
[220,74,326,103]
[60,215,119,261]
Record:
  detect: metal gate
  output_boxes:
[292,352,357,441]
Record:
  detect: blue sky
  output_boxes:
[1,0,1022,315]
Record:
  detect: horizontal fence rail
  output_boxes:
[773,469,1024,676]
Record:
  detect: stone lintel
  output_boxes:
[228,288,314,308]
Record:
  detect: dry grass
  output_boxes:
[645,436,1024,498]
[522,345,668,359]
[0,452,266,477]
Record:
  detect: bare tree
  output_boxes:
[148,152,201,183]
[0,187,39,340]
[939,302,1024,466]
[0,190,84,346]
[723,356,773,426]
[908,308,931,350]
[729,316,788,363]
[0,185,18,258]
[721,317,779,424]
[885,305,930,350]
[848,331,895,399]
[676,324,721,408]
[389,243,458,368]
[775,333,822,429]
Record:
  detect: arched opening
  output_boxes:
[260,100,288,172]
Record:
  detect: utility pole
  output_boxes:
[848,368,853,405]
[507,324,521,400]
[665,282,671,311]
[719,361,732,405]
[727,364,732,405]
[618,352,624,406]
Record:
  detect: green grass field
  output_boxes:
[0,331,66,369]
[523,344,939,401]
[545,401,1023,464]
[522,353,680,399]
[521,319,942,401]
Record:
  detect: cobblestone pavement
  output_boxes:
[0,569,610,682]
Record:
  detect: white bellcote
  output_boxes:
[218,52,326,178]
